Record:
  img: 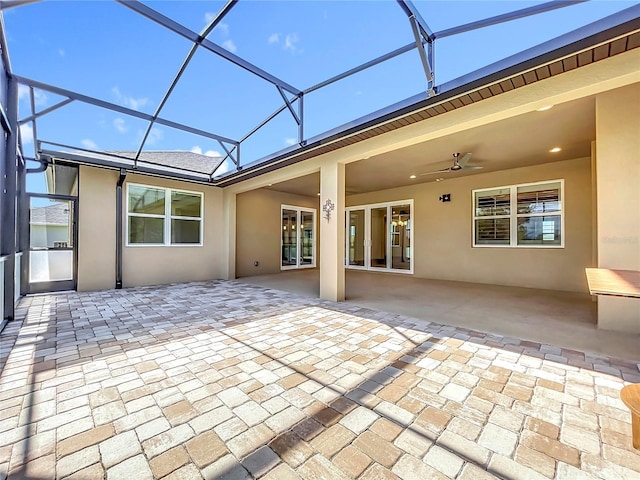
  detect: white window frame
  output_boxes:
[472,179,564,248]
[280,205,316,270]
[126,183,204,247]
[345,199,414,274]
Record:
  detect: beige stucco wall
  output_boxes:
[77,167,224,291]
[347,157,592,292]
[236,188,319,277]
[595,83,640,332]
[77,166,118,291]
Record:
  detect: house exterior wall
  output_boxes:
[236,188,319,277]
[77,167,225,291]
[347,157,592,292]
[595,83,640,332]
[77,167,117,291]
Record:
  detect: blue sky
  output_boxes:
[6,0,638,191]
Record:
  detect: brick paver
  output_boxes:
[1,280,639,479]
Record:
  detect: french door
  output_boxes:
[281,205,316,270]
[346,200,413,273]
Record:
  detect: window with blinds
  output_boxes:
[473,180,563,248]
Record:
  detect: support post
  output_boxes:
[222,189,236,280]
[115,169,126,289]
[2,76,18,320]
[319,161,345,302]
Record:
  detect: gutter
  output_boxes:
[115,169,126,289]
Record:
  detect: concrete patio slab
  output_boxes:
[1,280,639,479]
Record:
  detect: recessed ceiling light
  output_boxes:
[409,174,416,179]
[436,178,444,182]
[537,105,554,111]
[549,147,562,153]
[267,183,272,186]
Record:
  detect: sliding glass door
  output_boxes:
[281,205,316,270]
[345,200,413,273]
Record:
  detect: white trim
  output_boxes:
[345,199,414,274]
[125,182,204,247]
[472,179,564,248]
[280,204,317,270]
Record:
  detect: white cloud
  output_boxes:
[17,84,47,106]
[204,13,229,34]
[269,33,301,54]
[112,87,149,111]
[113,117,127,133]
[81,138,98,150]
[145,127,163,146]
[222,40,237,53]
[20,123,33,144]
[58,48,65,57]
[284,33,300,53]
[191,146,221,157]
[268,33,280,44]
[284,138,297,146]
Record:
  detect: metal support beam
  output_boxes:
[409,15,435,96]
[1,76,18,321]
[115,169,126,289]
[276,86,300,126]
[396,0,434,41]
[434,1,587,39]
[117,0,301,95]
[12,75,239,146]
[396,1,436,96]
[19,97,73,125]
[0,0,41,10]
[28,86,38,157]
[297,93,304,146]
[135,0,238,164]
[304,41,420,95]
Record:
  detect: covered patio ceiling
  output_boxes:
[8,1,639,187]
[265,94,595,196]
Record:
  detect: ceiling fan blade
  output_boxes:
[419,168,451,176]
[457,152,473,168]
[462,165,483,170]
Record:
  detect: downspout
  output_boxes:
[115,169,126,289]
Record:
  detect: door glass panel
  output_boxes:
[281,209,297,267]
[347,209,365,266]
[299,211,314,266]
[391,204,411,270]
[370,207,388,268]
[29,198,74,282]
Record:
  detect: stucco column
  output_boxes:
[595,83,640,333]
[222,190,237,280]
[320,161,345,301]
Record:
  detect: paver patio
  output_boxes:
[1,280,639,479]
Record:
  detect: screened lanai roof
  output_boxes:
[6,0,640,187]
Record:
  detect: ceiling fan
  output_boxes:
[419,152,483,176]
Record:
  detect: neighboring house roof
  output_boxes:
[30,203,69,226]
[108,151,224,175]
